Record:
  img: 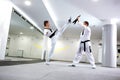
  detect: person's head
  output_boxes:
[44,20,50,28]
[83,21,89,27]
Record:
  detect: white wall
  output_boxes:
[0,0,12,60]
[8,34,43,59]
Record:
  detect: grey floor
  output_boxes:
[5,57,35,61]
[0,57,42,66]
[0,61,120,80]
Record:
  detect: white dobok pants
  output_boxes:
[46,24,69,62]
[73,40,95,66]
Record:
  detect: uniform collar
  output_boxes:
[44,27,50,29]
[84,26,89,29]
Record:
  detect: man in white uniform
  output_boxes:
[43,20,70,65]
[70,17,96,69]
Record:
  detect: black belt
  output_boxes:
[49,29,58,38]
[81,40,90,51]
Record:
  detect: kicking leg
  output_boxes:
[55,19,71,38]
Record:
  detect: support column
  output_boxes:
[102,23,117,68]
[0,0,12,60]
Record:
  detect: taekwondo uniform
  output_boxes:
[43,24,70,64]
[72,26,96,68]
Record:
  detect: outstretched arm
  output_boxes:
[72,15,84,27]
[72,15,81,24]
[76,16,85,27]
[78,20,84,26]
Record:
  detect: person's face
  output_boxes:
[83,22,88,27]
[46,22,50,28]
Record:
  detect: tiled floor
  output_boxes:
[0,61,120,80]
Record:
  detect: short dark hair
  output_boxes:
[44,20,49,26]
[84,21,89,26]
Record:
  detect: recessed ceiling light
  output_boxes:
[92,0,99,2]
[20,32,23,35]
[24,0,31,6]
[30,26,34,29]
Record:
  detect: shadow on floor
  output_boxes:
[0,59,43,66]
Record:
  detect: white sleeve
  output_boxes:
[79,32,83,42]
[80,32,82,37]
[78,21,84,27]
[83,28,90,38]
[44,29,52,37]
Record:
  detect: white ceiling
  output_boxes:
[11,0,56,30]
[9,11,42,38]
[57,0,120,20]
[11,0,120,41]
